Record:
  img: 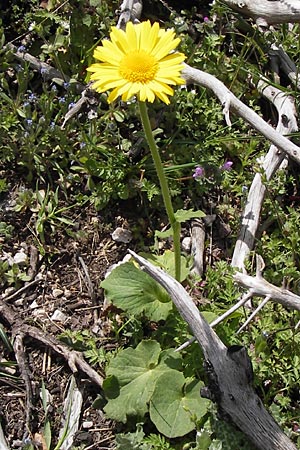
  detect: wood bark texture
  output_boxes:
[224,0,300,25]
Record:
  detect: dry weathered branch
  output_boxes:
[0,299,103,388]
[129,250,297,450]
[223,0,300,25]
[117,0,143,28]
[269,44,300,88]
[182,65,300,165]
[191,219,206,277]
[231,81,298,270]
[6,44,85,93]
[234,256,300,312]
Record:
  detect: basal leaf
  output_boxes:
[150,371,210,438]
[101,262,172,321]
[104,341,182,423]
[139,250,190,282]
[174,208,205,223]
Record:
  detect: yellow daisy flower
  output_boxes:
[87,20,186,104]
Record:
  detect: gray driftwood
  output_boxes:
[223,0,300,25]
[129,250,297,450]
[231,81,298,270]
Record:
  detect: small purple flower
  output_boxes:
[59,97,66,104]
[25,119,33,127]
[203,16,209,23]
[40,67,48,75]
[193,166,205,179]
[80,142,86,149]
[63,82,70,89]
[220,161,233,171]
[68,102,76,110]
[50,121,55,130]
[23,101,30,107]
[51,84,58,92]
[17,45,26,53]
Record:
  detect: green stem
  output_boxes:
[138,100,181,281]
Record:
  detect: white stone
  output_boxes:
[82,421,93,429]
[52,288,64,298]
[51,309,67,322]
[13,250,28,265]
[182,237,192,252]
[111,227,132,243]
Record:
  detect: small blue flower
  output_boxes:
[17,45,26,53]
[63,82,70,89]
[23,101,30,107]
[59,97,66,104]
[25,119,33,126]
[28,93,37,102]
[40,67,48,75]
[50,121,55,130]
[51,84,58,92]
[68,102,76,110]
[80,142,86,149]
[242,185,248,193]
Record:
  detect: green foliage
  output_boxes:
[101,261,173,321]
[2,0,300,448]
[150,372,208,438]
[103,340,209,438]
[59,329,107,367]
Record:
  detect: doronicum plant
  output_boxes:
[87,20,204,281]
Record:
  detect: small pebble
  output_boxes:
[14,251,28,265]
[82,421,94,429]
[52,288,64,298]
[182,237,191,252]
[51,309,67,322]
[111,227,132,243]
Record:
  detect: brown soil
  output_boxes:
[0,186,141,449]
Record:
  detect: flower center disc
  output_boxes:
[119,51,158,83]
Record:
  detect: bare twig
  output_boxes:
[234,256,300,313]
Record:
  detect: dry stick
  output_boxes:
[6,44,85,92]
[182,65,300,165]
[117,0,143,29]
[13,333,34,432]
[234,255,300,312]
[223,0,300,25]
[237,296,270,334]
[232,81,298,270]
[0,299,103,389]
[129,250,297,450]
[175,292,253,352]
[191,219,206,277]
